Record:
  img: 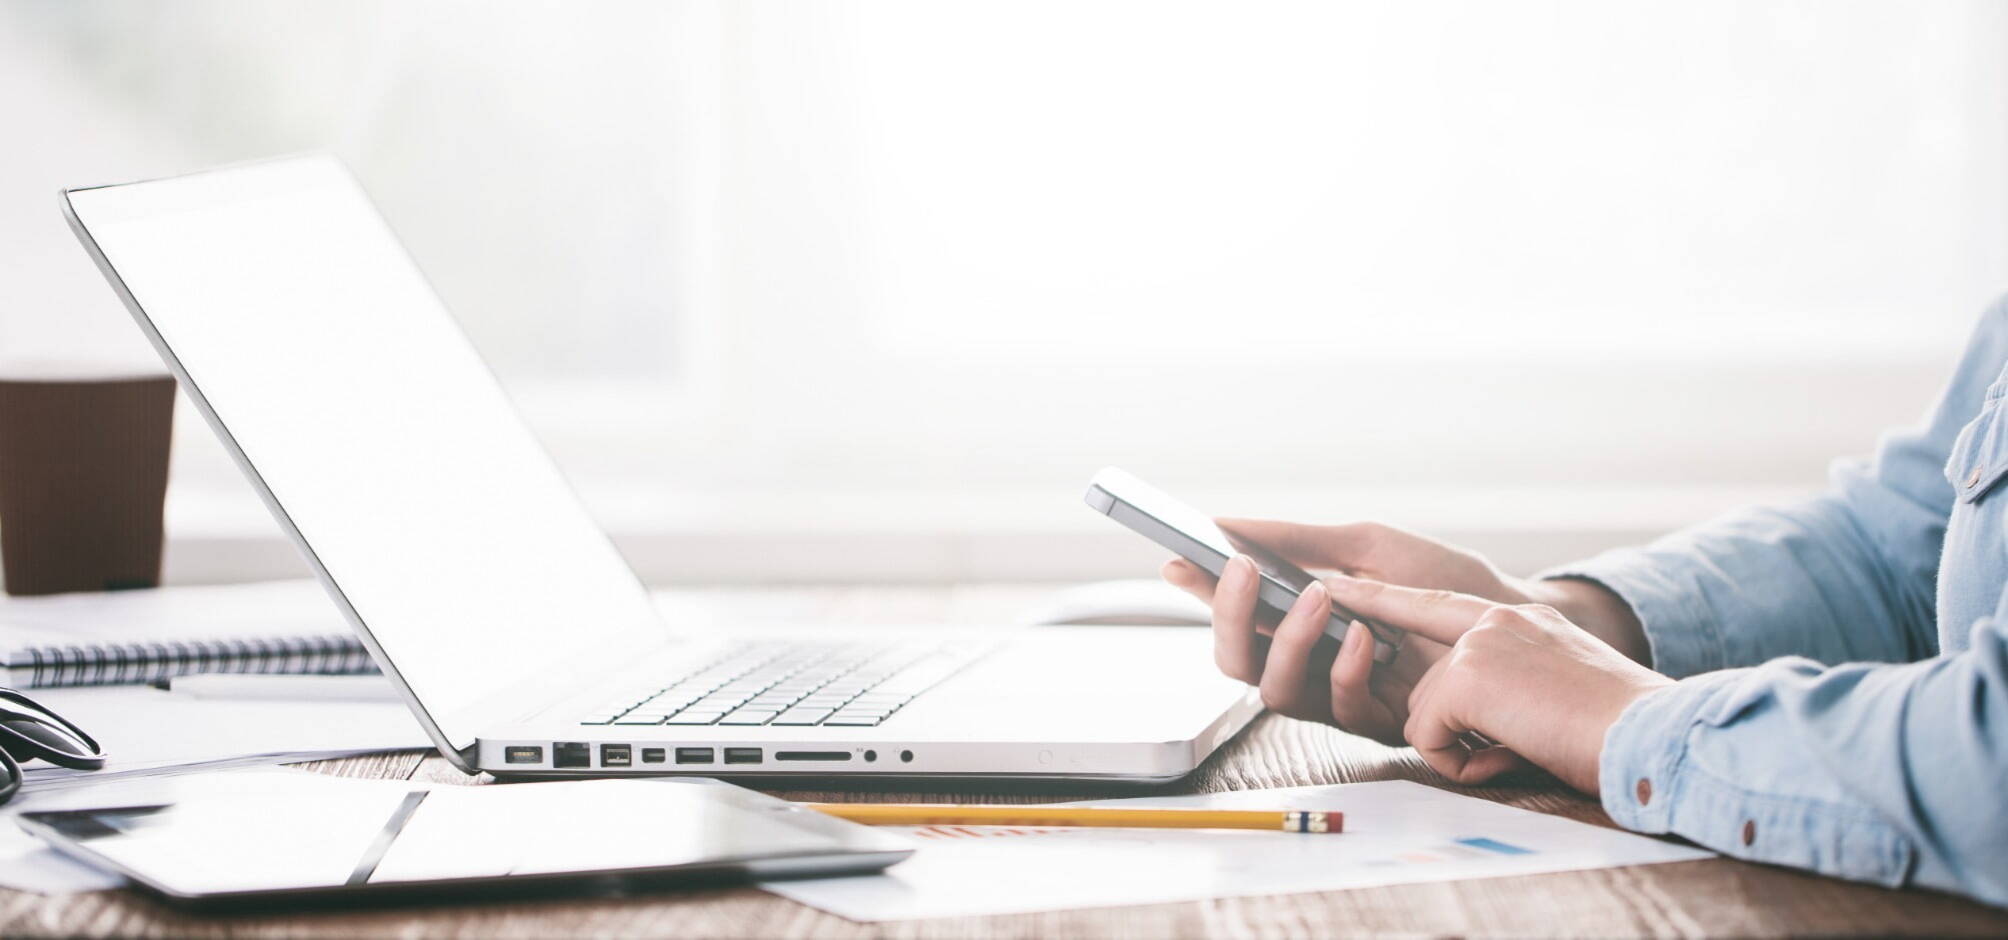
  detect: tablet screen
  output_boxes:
[22,777,909,899]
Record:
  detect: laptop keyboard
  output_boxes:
[578,639,991,729]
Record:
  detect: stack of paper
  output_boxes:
[0,580,345,644]
[0,581,429,787]
[0,581,364,689]
[23,685,431,791]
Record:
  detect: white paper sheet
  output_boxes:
[761,780,1714,921]
[22,686,432,789]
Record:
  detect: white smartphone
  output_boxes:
[1084,467,1400,662]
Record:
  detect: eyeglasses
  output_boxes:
[0,688,107,806]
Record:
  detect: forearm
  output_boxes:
[1535,493,1938,677]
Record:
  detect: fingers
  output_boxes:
[1402,655,1524,785]
[1459,746,1532,782]
[1216,518,1384,570]
[1405,685,1480,782]
[1257,581,1332,718]
[1327,620,1390,736]
[1383,632,1444,688]
[1363,670,1413,746]
[1404,658,1444,731]
[1325,576,1495,646]
[1160,558,1216,600]
[1209,556,1267,683]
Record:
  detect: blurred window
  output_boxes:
[2,0,2001,505]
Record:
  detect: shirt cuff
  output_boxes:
[1597,677,1718,833]
[1539,548,1725,677]
[1596,670,1917,887]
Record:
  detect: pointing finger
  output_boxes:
[1324,575,1494,646]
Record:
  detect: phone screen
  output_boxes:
[1085,467,1399,655]
[1085,467,1311,580]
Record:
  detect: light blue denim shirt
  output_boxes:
[1542,295,2008,905]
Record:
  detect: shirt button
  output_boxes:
[1742,820,1756,846]
[1967,466,1984,488]
[1635,778,1652,806]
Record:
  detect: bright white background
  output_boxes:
[1,1,2002,583]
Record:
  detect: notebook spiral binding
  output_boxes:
[20,634,378,689]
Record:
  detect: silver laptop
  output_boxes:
[61,156,1259,781]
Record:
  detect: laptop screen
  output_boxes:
[64,156,664,758]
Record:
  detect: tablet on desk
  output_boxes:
[18,777,912,910]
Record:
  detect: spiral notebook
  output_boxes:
[0,580,376,689]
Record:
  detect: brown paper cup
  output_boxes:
[0,370,175,595]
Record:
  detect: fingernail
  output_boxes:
[1299,579,1328,607]
[1227,555,1255,585]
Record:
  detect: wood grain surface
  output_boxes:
[6,584,2005,937]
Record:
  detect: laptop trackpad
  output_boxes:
[893,626,1252,741]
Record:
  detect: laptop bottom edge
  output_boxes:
[476,695,1265,783]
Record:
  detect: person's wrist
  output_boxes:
[1571,668,1673,793]
[1516,576,1651,665]
[1511,575,1596,621]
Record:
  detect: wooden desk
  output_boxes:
[7,584,2006,937]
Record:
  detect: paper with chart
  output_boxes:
[762,779,1713,921]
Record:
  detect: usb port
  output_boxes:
[504,746,543,764]
[724,747,763,765]
[675,747,714,765]
[600,744,632,767]
[641,748,666,764]
[552,742,590,769]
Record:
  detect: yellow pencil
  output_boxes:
[802,803,1342,833]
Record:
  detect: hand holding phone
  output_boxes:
[1083,467,1401,663]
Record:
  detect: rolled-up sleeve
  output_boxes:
[1541,297,2008,676]
[1540,297,2008,904]
[1544,489,1942,677]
